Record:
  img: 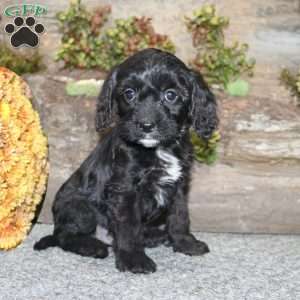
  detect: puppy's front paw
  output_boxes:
[172,234,209,256]
[116,250,156,274]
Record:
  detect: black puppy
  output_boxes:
[34,48,218,274]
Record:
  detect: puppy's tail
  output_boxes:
[34,235,58,250]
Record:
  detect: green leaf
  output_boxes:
[65,79,103,97]
[225,79,249,97]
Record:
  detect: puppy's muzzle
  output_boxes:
[138,121,156,133]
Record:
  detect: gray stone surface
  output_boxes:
[23,74,100,223]
[22,73,300,234]
[189,163,300,233]
[0,224,300,300]
[222,98,300,163]
[187,95,300,233]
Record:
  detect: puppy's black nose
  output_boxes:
[139,122,155,133]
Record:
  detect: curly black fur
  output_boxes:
[34,49,218,274]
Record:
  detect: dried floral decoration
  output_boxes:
[0,67,49,250]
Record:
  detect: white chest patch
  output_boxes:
[155,149,182,206]
[156,149,182,183]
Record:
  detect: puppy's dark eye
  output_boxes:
[164,89,178,103]
[123,88,136,102]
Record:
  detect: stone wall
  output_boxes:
[1,0,300,233]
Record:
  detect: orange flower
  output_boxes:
[0,208,32,249]
[0,67,48,250]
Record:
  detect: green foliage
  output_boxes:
[65,79,102,97]
[56,0,111,68]
[0,44,43,75]
[55,1,175,70]
[280,68,300,105]
[190,130,221,165]
[185,5,255,89]
[226,79,249,97]
[98,16,176,71]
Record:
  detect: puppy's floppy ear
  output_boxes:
[95,68,118,132]
[189,70,218,140]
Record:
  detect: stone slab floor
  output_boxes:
[0,224,299,300]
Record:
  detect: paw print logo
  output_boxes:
[4,16,45,48]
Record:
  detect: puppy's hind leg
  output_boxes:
[43,199,108,259]
[55,231,108,258]
[143,226,169,248]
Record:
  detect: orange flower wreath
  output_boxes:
[0,67,48,249]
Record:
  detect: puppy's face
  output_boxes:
[114,60,191,147]
[96,49,218,147]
